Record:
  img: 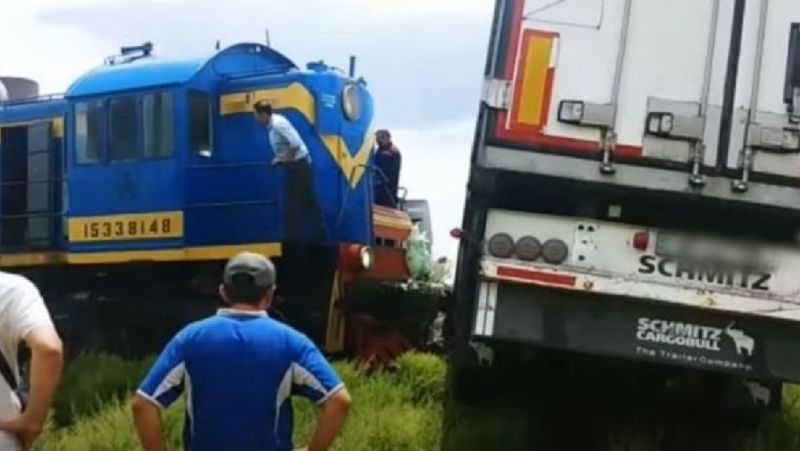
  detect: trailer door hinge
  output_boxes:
[481,78,511,109]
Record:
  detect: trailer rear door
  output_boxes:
[489,0,728,172]
[482,0,800,197]
[726,0,800,190]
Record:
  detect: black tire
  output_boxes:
[442,342,533,451]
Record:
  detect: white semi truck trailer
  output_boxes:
[446,0,800,446]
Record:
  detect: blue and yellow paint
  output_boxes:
[0,43,378,267]
[219,82,375,188]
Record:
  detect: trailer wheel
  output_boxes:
[442,341,534,451]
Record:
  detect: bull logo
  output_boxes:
[725,322,754,357]
[743,380,770,407]
[469,340,495,367]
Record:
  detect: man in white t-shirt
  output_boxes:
[0,273,63,451]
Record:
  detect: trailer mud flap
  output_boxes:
[476,281,800,383]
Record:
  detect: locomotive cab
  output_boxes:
[0,42,437,361]
[57,42,380,348]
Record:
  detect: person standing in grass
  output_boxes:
[0,273,64,451]
[131,252,351,451]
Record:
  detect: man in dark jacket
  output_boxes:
[373,129,402,207]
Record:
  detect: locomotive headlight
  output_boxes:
[342,83,361,121]
[359,245,374,269]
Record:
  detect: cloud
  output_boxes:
[348,0,492,17]
[32,0,494,128]
[0,3,104,93]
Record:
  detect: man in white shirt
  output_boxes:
[254,101,327,244]
[0,273,63,451]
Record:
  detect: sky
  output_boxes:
[0,0,495,261]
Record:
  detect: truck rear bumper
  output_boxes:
[473,280,800,383]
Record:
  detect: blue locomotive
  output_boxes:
[0,42,430,358]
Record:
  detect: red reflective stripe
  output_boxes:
[502,0,526,80]
[493,0,644,157]
[496,266,576,287]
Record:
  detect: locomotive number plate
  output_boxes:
[68,211,184,242]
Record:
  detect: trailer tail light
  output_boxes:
[632,231,650,251]
[514,236,542,261]
[487,233,515,258]
[541,239,568,264]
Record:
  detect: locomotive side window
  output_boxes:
[786,24,800,120]
[109,96,139,161]
[188,90,213,157]
[75,100,104,164]
[143,92,173,158]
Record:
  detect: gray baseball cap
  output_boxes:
[223,252,276,287]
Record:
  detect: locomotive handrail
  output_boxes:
[336,163,371,235]
[185,161,271,170]
[0,211,63,220]
[0,178,65,187]
[336,163,403,238]
[369,164,403,209]
[184,199,277,209]
[212,67,291,82]
[0,93,65,107]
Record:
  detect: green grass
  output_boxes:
[32,352,800,450]
[36,352,443,451]
[601,385,800,451]
[49,352,155,426]
[740,385,800,451]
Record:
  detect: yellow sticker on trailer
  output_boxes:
[68,211,183,242]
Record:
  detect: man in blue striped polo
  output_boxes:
[130,251,351,451]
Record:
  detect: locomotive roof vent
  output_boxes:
[307,60,329,72]
[105,41,155,66]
